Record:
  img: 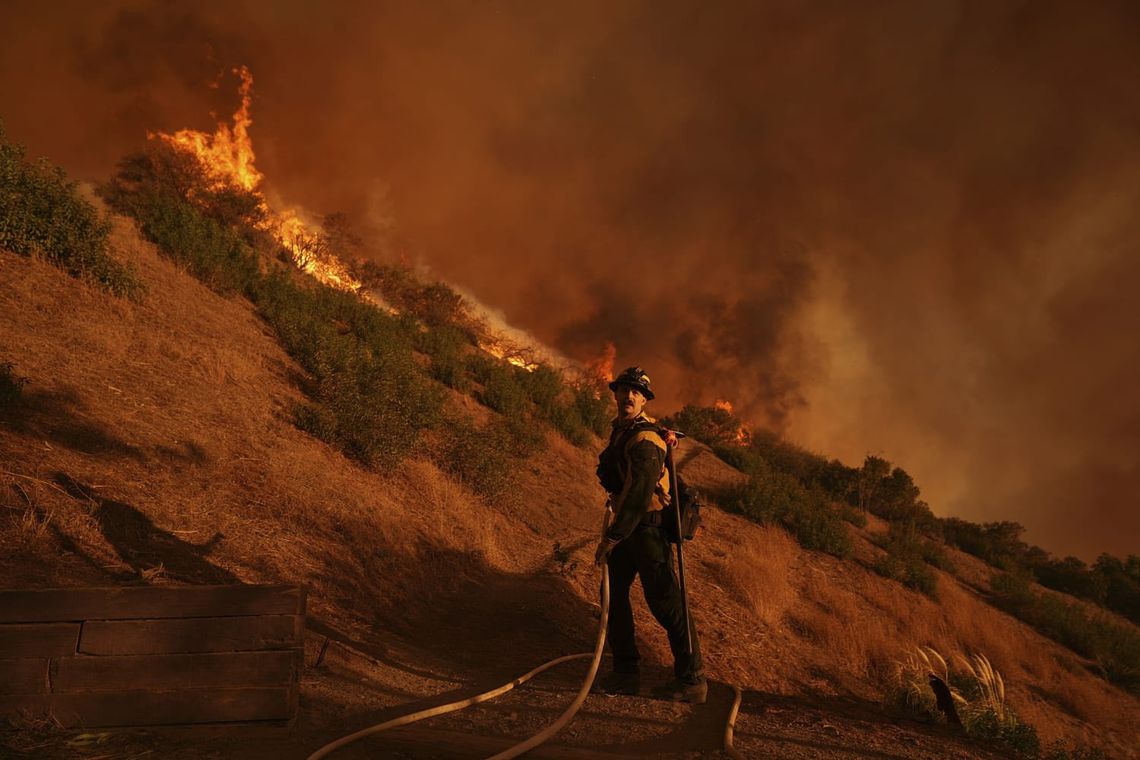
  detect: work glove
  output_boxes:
[594,537,619,566]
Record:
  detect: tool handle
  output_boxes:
[666,444,692,656]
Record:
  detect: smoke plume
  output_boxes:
[2,0,1138,558]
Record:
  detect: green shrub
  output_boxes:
[664,404,744,447]
[416,324,473,391]
[495,414,546,459]
[436,418,516,500]
[467,354,529,416]
[546,401,593,446]
[723,466,851,558]
[991,573,1140,693]
[0,362,28,408]
[712,444,766,477]
[709,425,858,508]
[359,262,466,327]
[102,146,266,231]
[129,191,259,295]
[256,271,442,468]
[920,539,953,571]
[520,365,563,415]
[514,366,605,446]
[874,524,943,598]
[104,142,444,471]
[1,125,142,297]
[571,380,611,438]
[784,491,853,558]
[962,707,1040,757]
[876,550,938,599]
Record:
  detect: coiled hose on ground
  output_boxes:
[305,565,609,760]
[306,509,745,759]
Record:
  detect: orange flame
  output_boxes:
[479,337,539,372]
[158,66,262,192]
[713,398,751,445]
[585,342,617,384]
[152,67,362,294]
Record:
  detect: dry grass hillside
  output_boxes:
[2,212,1138,759]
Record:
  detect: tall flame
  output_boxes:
[152,67,362,293]
[586,342,617,384]
[159,67,262,192]
[714,399,734,414]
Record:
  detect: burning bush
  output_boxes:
[104,140,443,470]
[360,262,470,329]
[1,124,141,297]
[664,403,746,448]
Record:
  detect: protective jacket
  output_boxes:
[597,413,671,543]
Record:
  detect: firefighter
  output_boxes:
[593,367,706,703]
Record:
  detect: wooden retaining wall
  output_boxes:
[0,585,305,728]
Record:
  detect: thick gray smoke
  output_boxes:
[2,0,1137,558]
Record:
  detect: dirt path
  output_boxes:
[1,608,1013,760]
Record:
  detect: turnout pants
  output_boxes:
[605,523,703,683]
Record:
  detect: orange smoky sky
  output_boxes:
[2,0,1138,560]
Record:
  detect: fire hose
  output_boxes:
[307,508,746,758]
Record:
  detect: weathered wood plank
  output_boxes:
[78,615,301,655]
[46,687,292,727]
[0,622,80,656]
[0,585,305,623]
[0,658,48,695]
[52,650,300,691]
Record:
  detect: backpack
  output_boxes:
[664,470,703,544]
[597,419,703,544]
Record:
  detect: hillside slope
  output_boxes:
[2,214,1137,759]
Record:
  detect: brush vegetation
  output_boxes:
[93,136,1140,703]
[99,141,613,489]
[992,573,1140,693]
[670,402,1140,692]
[1,124,142,297]
[3,135,1136,759]
[894,647,1107,759]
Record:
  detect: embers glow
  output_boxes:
[715,398,751,446]
[585,342,617,384]
[479,337,539,372]
[152,67,362,294]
